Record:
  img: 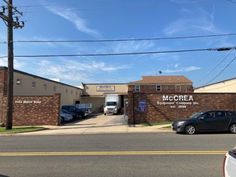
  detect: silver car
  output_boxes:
[60,109,73,123]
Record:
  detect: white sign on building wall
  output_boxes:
[157,95,199,109]
[96,85,115,92]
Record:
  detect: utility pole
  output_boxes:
[0,0,24,130]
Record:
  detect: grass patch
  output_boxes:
[0,126,46,134]
[143,121,172,126]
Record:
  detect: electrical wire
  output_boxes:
[0,46,235,59]
[205,52,236,84]
[1,33,236,44]
[197,50,233,85]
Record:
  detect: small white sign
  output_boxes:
[15,100,42,104]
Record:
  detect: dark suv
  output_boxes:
[61,105,85,119]
[172,110,236,135]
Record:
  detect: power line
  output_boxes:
[1,33,236,44]
[0,46,235,58]
[198,50,233,85]
[205,52,236,84]
[2,0,23,16]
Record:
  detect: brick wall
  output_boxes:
[128,92,236,124]
[0,94,61,126]
[0,69,6,125]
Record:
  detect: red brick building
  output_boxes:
[128,76,236,124]
[128,76,193,93]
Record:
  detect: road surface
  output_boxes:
[0,133,235,177]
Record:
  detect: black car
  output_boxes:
[172,110,236,135]
[61,105,85,119]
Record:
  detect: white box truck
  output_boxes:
[104,94,121,115]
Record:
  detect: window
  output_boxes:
[134,85,140,92]
[156,85,161,91]
[215,111,225,117]
[163,85,169,91]
[16,79,21,85]
[203,112,215,119]
[32,81,36,88]
[53,86,57,92]
[43,83,47,90]
[175,85,181,92]
[106,102,117,106]
[181,85,187,92]
[71,90,73,94]
[226,111,235,116]
[66,89,68,93]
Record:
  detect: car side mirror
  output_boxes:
[199,116,205,120]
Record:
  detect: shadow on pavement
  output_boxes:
[176,131,233,135]
[0,174,9,177]
[51,123,127,130]
[60,114,98,126]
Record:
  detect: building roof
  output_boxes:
[82,82,128,85]
[0,66,82,90]
[129,75,192,85]
[194,77,236,89]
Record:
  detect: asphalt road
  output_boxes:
[0,133,235,177]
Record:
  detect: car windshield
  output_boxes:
[190,112,203,119]
[106,102,117,106]
[61,109,70,114]
[62,106,75,112]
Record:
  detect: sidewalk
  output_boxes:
[5,114,173,136]
[16,125,172,136]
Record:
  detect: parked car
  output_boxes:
[76,103,92,117]
[172,110,236,135]
[61,105,85,119]
[60,109,74,123]
[78,108,91,117]
[223,147,236,177]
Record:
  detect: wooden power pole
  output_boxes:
[0,0,24,129]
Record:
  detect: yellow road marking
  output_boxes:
[0,151,227,156]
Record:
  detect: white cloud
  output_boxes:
[163,7,223,36]
[0,57,26,70]
[170,0,201,4]
[44,4,100,38]
[0,58,7,66]
[37,59,131,83]
[162,66,201,73]
[163,7,233,47]
[174,63,179,68]
[112,41,155,53]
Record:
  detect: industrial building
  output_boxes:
[1,65,235,127]
[81,83,128,112]
[0,67,82,106]
[194,77,236,93]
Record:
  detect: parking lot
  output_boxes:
[66,114,128,128]
[18,114,171,135]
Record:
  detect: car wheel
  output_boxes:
[229,124,236,134]
[185,125,196,135]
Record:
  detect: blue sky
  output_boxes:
[0,0,236,87]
